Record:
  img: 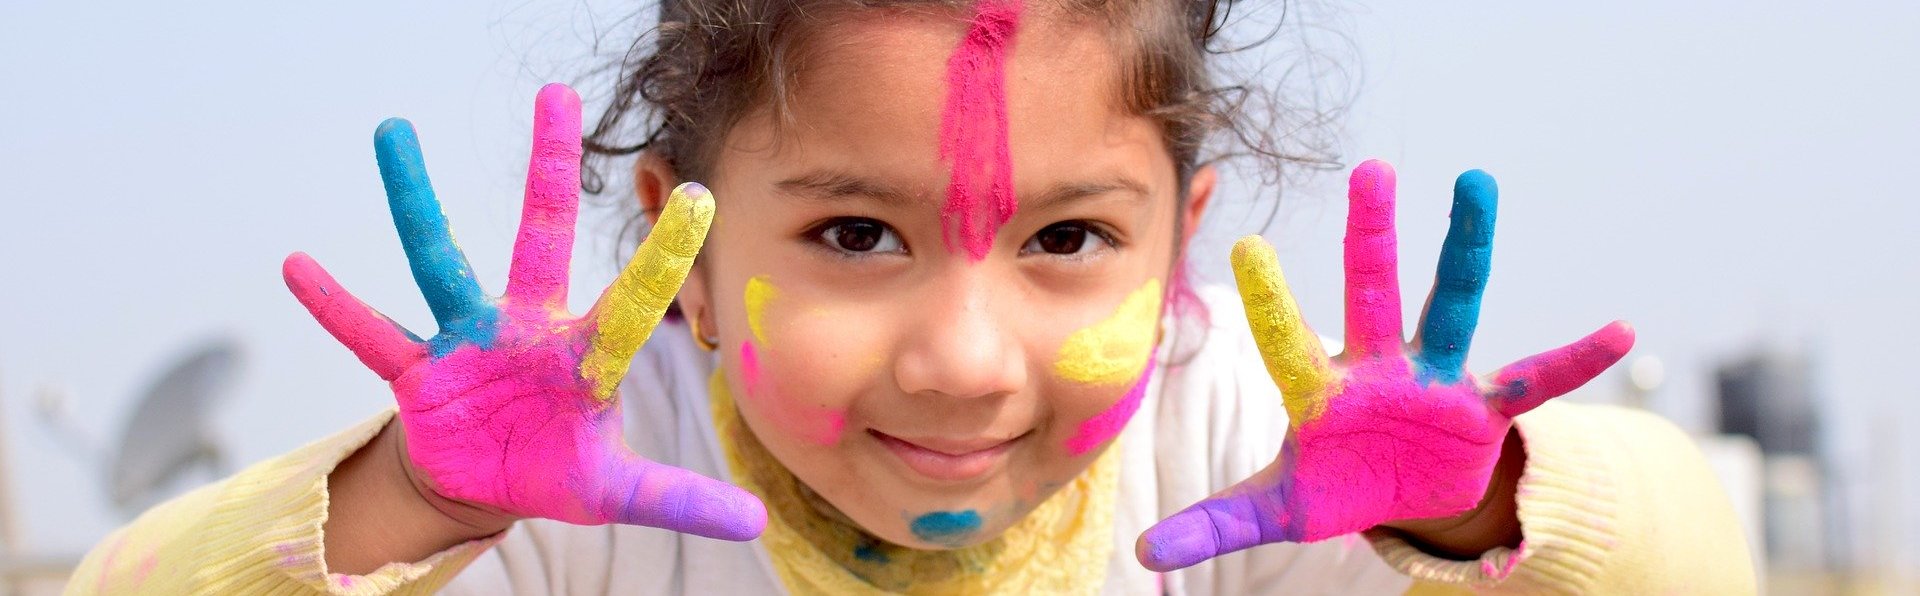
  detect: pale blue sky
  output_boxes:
[2,0,1913,569]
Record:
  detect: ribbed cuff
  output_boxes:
[1366,403,1618,595]
[191,409,505,595]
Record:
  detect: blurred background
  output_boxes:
[1,0,1914,593]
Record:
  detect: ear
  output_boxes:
[634,151,679,222]
[1180,164,1218,246]
[633,152,717,342]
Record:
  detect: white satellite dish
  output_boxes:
[106,339,243,513]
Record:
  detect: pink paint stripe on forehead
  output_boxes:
[938,0,1023,260]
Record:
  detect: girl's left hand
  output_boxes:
[1136,160,1634,571]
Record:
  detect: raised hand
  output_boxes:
[1137,160,1633,571]
[280,84,765,540]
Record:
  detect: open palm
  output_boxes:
[280,84,764,540]
[1138,160,1633,571]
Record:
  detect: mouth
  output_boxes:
[869,429,1026,483]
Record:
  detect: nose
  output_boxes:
[892,268,1027,400]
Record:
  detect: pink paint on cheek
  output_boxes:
[818,411,848,445]
[739,341,763,393]
[738,341,844,445]
[1064,354,1155,455]
[937,0,1023,260]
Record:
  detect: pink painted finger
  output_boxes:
[505,83,584,308]
[593,451,767,541]
[282,252,426,381]
[1136,458,1303,572]
[1343,160,1405,358]
[1487,320,1635,418]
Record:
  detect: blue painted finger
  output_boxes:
[1417,169,1497,383]
[374,119,497,354]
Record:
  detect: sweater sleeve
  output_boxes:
[64,410,505,596]
[1364,401,1757,595]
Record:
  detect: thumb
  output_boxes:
[1136,456,1304,572]
[591,451,767,541]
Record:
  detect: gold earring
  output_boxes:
[689,315,719,351]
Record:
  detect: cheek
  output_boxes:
[1060,354,1155,456]
[1052,279,1162,384]
[1050,278,1163,454]
[732,275,887,446]
[738,342,846,446]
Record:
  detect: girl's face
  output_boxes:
[641,10,1213,549]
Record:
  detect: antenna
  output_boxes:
[106,338,244,514]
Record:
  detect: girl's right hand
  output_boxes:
[281,83,765,541]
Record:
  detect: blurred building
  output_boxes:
[1714,348,1833,570]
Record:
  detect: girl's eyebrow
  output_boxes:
[1024,176,1151,213]
[774,170,916,206]
[774,169,1150,211]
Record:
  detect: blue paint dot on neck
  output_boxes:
[852,542,890,564]
[909,510,981,546]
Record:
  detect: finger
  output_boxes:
[1231,236,1333,424]
[282,252,426,381]
[505,84,584,308]
[1415,170,1498,383]
[1343,159,1404,358]
[1136,456,1303,572]
[580,183,715,400]
[375,118,492,332]
[1487,321,1635,418]
[594,451,766,541]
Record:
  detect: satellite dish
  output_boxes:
[107,338,243,513]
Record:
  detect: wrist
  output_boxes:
[1378,428,1525,559]
[386,421,518,537]
[323,418,513,575]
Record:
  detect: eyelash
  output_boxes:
[804,217,1123,261]
[1021,220,1122,260]
[806,216,907,259]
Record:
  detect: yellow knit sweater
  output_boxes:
[66,400,1754,595]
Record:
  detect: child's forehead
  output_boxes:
[715,4,1179,232]
[795,7,1123,105]
[750,10,1156,161]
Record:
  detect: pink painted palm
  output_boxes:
[280,84,765,540]
[1137,160,1633,571]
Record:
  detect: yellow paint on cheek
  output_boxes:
[1053,279,1162,386]
[745,275,778,344]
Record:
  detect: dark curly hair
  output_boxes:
[576,0,1352,327]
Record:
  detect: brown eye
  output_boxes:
[1023,221,1110,256]
[816,218,903,254]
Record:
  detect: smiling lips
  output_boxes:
[869,429,1024,483]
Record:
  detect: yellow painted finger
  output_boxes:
[581,182,715,400]
[1231,235,1334,424]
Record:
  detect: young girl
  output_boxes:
[69,1,1753,594]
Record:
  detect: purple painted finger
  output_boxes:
[1343,160,1405,358]
[594,451,767,541]
[1137,459,1301,572]
[1488,321,1635,418]
[282,252,425,381]
[505,83,584,308]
